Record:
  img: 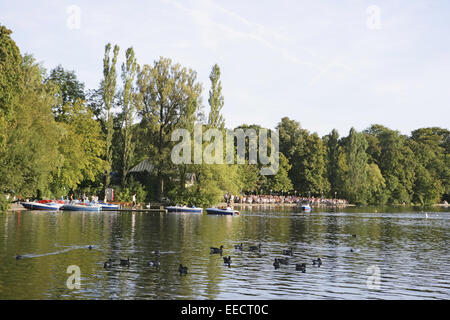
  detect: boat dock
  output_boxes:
[116,208,168,213]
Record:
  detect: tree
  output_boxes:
[101,43,119,188]
[49,100,106,197]
[0,25,22,118]
[207,64,225,129]
[409,127,449,204]
[336,128,369,204]
[120,47,138,186]
[263,152,293,193]
[365,125,416,204]
[2,54,61,200]
[137,57,202,200]
[324,129,339,196]
[46,65,85,121]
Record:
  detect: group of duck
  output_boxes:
[210,243,322,274]
[99,243,323,276]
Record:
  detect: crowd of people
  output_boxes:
[224,193,349,206]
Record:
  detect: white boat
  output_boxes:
[301,204,311,212]
[166,206,203,213]
[206,207,239,215]
[98,203,121,211]
[21,201,64,211]
[61,203,101,211]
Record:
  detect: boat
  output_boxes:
[301,204,311,212]
[61,203,102,212]
[166,206,203,213]
[21,200,64,211]
[206,207,240,215]
[98,202,121,211]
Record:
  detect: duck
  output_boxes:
[210,245,224,254]
[249,243,261,252]
[234,243,243,250]
[179,264,188,275]
[273,258,280,269]
[104,258,113,269]
[313,258,322,267]
[223,256,232,267]
[277,257,289,265]
[154,250,160,255]
[88,245,93,250]
[296,263,306,273]
[120,257,130,266]
[282,248,294,256]
[15,255,23,260]
[147,260,160,268]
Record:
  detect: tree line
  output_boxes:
[0,25,448,209]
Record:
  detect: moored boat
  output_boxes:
[301,204,311,212]
[166,206,203,213]
[21,200,64,211]
[61,203,101,211]
[98,202,121,211]
[206,207,239,215]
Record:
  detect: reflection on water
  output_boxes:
[0,207,449,299]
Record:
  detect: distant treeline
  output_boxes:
[0,25,448,210]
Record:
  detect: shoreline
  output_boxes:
[5,202,448,212]
[218,202,354,208]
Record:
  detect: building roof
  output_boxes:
[128,159,154,173]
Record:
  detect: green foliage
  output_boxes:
[336,128,369,204]
[207,64,225,129]
[101,43,120,187]
[137,57,202,200]
[120,47,138,185]
[46,65,85,121]
[262,152,293,193]
[49,100,106,197]
[116,178,147,203]
[277,117,328,196]
[1,26,449,208]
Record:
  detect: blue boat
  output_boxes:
[301,204,311,212]
[166,206,203,213]
[21,201,63,211]
[98,203,121,211]
[206,207,240,215]
[61,203,101,212]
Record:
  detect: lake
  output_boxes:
[0,206,449,299]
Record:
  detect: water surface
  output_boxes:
[0,206,449,299]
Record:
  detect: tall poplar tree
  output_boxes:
[120,47,138,186]
[207,64,225,129]
[101,43,119,188]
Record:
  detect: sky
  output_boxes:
[1,0,449,136]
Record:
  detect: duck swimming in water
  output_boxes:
[249,243,261,252]
[104,259,113,269]
[296,263,306,273]
[234,243,243,250]
[273,258,280,269]
[277,257,289,265]
[282,248,294,256]
[223,256,232,267]
[179,264,188,275]
[15,255,23,260]
[120,257,130,266]
[313,258,322,267]
[210,245,224,254]
[147,260,160,268]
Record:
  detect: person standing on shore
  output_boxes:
[132,193,137,208]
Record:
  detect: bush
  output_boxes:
[115,178,147,203]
